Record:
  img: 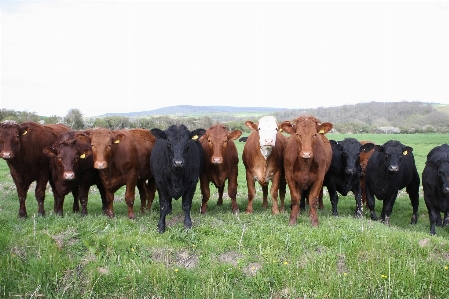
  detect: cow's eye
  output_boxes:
[224,140,227,144]
[439,171,444,176]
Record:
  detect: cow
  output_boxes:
[43,130,107,216]
[150,124,206,233]
[76,128,156,219]
[422,144,449,235]
[239,136,248,142]
[199,124,242,214]
[365,140,420,225]
[0,120,70,217]
[321,138,374,217]
[279,115,333,227]
[242,116,287,214]
[359,140,376,205]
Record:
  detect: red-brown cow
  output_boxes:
[360,140,375,205]
[199,124,242,214]
[76,128,156,219]
[242,116,287,214]
[280,116,333,227]
[0,120,70,217]
[43,130,107,216]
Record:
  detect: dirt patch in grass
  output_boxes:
[151,247,199,269]
[243,262,262,276]
[46,227,79,249]
[218,251,243,266]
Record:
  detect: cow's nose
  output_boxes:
[264,138,274,146]
[1,151,11,159]
[94,161,108,169]
[173,159,184,168]
[63,171,75,180]
[212,157,222,164]
[388,165,399,172]
[301,151,313,159]
[345,168,355,175]
[443,186,449,194]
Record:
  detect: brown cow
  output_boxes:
[43,130,107,216]
[280,116,333,226]
[199,124,242,214]
[360,140,375,205]
[76,128,156,219]
[242,116,287,214]
[0,120,70,217]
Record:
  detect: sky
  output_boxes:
[1,1,448,117]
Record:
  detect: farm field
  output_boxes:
[1,133,449,298]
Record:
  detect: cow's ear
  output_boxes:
[330,140,337,145]
[228,130,242,140]
[360,142,375,152]
[79,149,92,159]
[279,121,294,135]
[317,122,333,134]
[19,125,31,137]
[245,121,258,132]
[150,128,166,140]
[402,146,413,155]
[113,133,126,144]
[374,145,385,153]
[74,132,91,143]
[191,128,206,140]
[43,147,57,157]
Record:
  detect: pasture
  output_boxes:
[1,133,449,298]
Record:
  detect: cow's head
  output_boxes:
[280,116,332,159]
[151,125,206,169]
[426,158,449,194]
[245,116,280,159]
[0,121,32,159]
[202,124,242,164]
[332,138,374,175]
[374,140,412,172]
[44,136,91,180]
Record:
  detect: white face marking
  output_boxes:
[258,116,278,159]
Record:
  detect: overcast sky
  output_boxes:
[1,1,448,117]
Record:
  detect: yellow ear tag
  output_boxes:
[80,153,86,159]
[114,140,120,144]
[318,129,325,134]
[22,131,28,136]
[191,135,198,140]
[403,150,407,156]
[279,128,283,132]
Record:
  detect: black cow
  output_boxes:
[150,125,206,233]
[323,138,374,217]
[239,136,248,142]
[365,140,420,225]
[422,144,449,235]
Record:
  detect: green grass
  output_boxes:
[1,134,449,298]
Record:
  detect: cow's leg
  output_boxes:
[406,180,420,224]
[104,189,115,218]
[245,171,256,214]
[327,184,339,216]
[146,177,157,211]
[318,187,324,210]
[278,172,286,213]
[136,181,148,214]
[35,175,49,217]
[365,184,377,221]
[125,182,137,220]
[443,211,449,227]
[424,196,438,235]
[217,183,225,206]
[228,169,239,213]
[299,189,308,211]
[360,176,367,205]
[381,193,398,226]
[158,191,170,233]
[182,186,196,230]
[288,180,301,225]
[200,175,211,214]
[78,184,90,216]
[308,181,324,227]
[71,186,80,213]
[262,185,269,209]
[352,183,363,218]
[96,182,108,214]
[269,174,280,214]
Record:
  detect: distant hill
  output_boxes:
[102,105,288,117]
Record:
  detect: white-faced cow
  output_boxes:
[199,124,242,214]
[150,124,206,233]
[365,140,420,225]
[280,116,333,227]
[0,120,70,217]
[422,144,449,235]
[242,116,287,214]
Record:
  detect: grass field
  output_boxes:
[1,133,449,298]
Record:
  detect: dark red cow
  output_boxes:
[76,128,156,219]
[280,116,333,226]
[242,116,287,214]
[199,124,242,214]
[43,130,107,216]
[0,120,70,217]
[359,140,375,205]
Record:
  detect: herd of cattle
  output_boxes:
[0,116,448,235]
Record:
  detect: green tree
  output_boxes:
[63,108,85,129]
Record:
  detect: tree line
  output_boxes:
[1,101,447,134]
